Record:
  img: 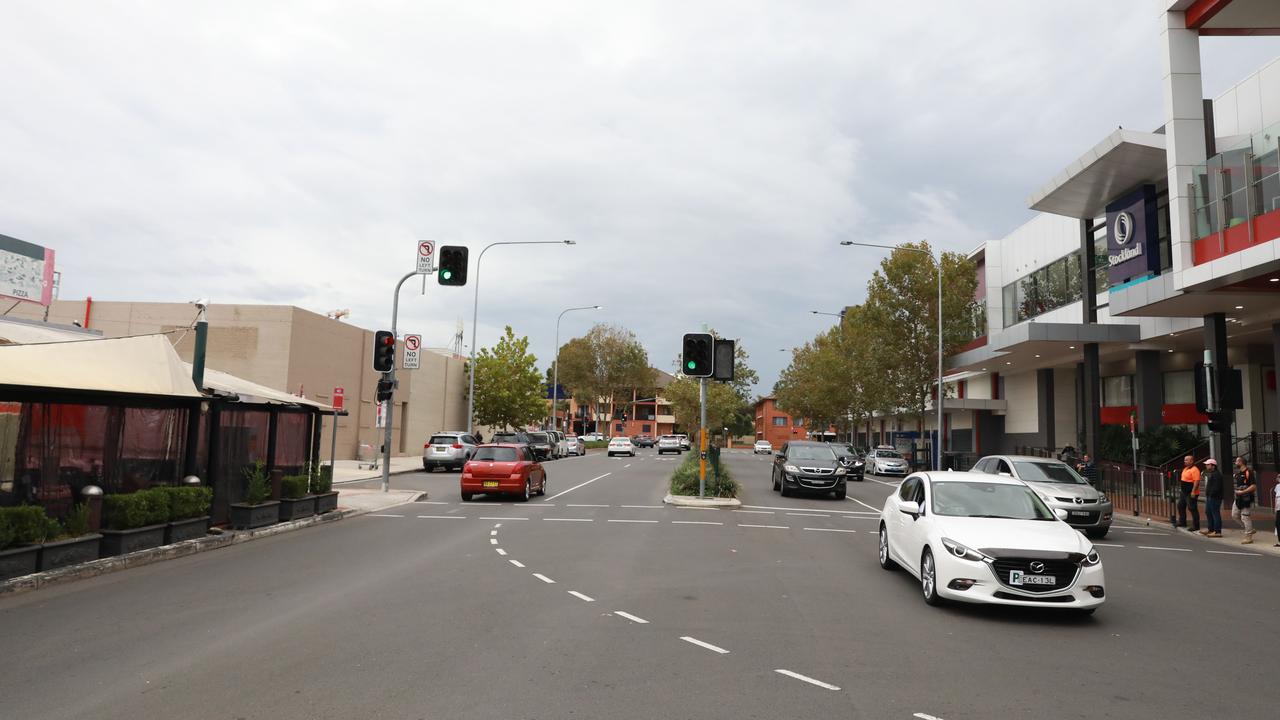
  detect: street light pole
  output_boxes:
[810,310,846,319]
[552,304,602,431]
[840,240,945,471]
[467,240,576,435]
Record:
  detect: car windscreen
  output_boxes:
[877,450,903,459]
[830,446,856,458]
[492,433,522,443]
[788,445,836,461]
[527,433,549,443]
[428,435,459,445]
[1012,461,1088,484]
[473,447,518,462]
[930,481,1055,520]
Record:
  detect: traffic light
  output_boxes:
[1195,363,1243,413]
[437,245,469,286]
[376,377,394,403]
[372,330,396,373]
[713,339,735,382]
[1207,411,1232,434]
[682,332,713,377]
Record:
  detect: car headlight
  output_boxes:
[941,537,989,563]
[834,467,846,476]
[854,461,864,468]
[1097,493,1108,503]
[1082,548,1101,567]
[784,464,799,474]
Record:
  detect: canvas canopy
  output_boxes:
[193,364,332,410]
[0,333,202,398]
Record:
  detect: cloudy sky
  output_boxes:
[3,1,1279,392]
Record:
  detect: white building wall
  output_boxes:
[966,374,992,400]
[1003,372,1039,434]
[1212,56,1280,137]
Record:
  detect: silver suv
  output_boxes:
[657,435,682,455]
[423,432,479,472]
[973,455,1114,539]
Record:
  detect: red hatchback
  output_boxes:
[461,444,547,502]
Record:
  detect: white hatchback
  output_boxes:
[753,440,773,454]
[878,472,1105,614]
[607,437,635,457]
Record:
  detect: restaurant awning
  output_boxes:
[0,333,202,398]
[193,365,333,410]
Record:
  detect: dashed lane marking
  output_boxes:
[490,538,498,545]
[739,524,790,530]
[740,504,875,515]
[1138,546,1192,552]
[608,519,660,523]
[787,512,830,517]
[496,548,507,555]
[369,514,405,518]
[621,505,663,509]
[1093,543,1126,548]
[416,515,466,519]
[567,504,609,508]
[775,669,841,691]
[803,527,856,533]
[533,573,556,584]
[490,530,497,535]
[543,517,593,522]
[493,523,502,528]
[733,509,775,514]
[1207,550,1262,556]
[913,713,946,720]
[675,506,717,511]
[624,464,632,468]
[568,591,596,602]
[680,636,730,654]
[614,611,649,624]
[544,472,612,501]
[672,520,723,525]
[509,559,525,568]
[418,500,448,505]
[846,497,881,512]
[480,516,528,520]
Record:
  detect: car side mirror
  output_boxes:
[775,451,784,458]
[1054,507,1069,521]
[899,500,920,518]
[997,471,1012,477]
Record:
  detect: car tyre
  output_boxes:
[423,460,430,472]
[1086,527,1109,540]
[780,481,792,497]
[921,548,943,606]
[517,479,531,503]
[536,473,547,496]
[461,491,473,502]
[878,525,897,570]
[771,471,780,492]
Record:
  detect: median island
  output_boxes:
[663,451,741,507]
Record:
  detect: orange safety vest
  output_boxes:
[1180,466,1201,496]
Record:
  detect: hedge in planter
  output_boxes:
[100,488,170,557]
[230,462,280,530]
[39,503,102,572]
[0,506,53,581]
[311,464,338,514]
[154,486,213,544]
[278,474,317,521]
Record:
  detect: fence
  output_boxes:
[1095,464,1179,522]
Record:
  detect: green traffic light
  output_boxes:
[441,269,452,280]
[686,361,696,370]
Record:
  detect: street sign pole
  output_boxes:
[1130,411,1141,515]
[382,269,425,492]
[699,377,707,499]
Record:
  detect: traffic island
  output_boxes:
[663,493,741,508]
[665,450,740,507]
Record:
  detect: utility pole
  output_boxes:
[381,270,421,493]
[699,377,708,499]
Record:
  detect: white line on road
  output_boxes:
[680,636,730,654]
[675,506,717,511]
[567,504,609,508]
[493,523,502,528]
[416,515,465,519]
[543,517,593,522]
[868,478,901,487]
[479,516,528,520]
[1139,546,1192,552]
[614,611,649,624]
[672,520,723,525]
[624,463,632,468]
[533,573,556,584]
[545,472,612,501]
[846,497,881,512]
[1093,543,1126,548]
[1123,531,1167,536]
[787,512,830,517]
[509,559,525,568]
[739,523,790,530]
[490,538,498,545]
[369,514,404,518]
[913,713,946,720]
[568,591,596,602]
[608,519,659,523]
[621,505,663,509]
[733,509,775,514]
[741,504,875,515]
[418,500,448,505]
[490,530,497,536]
[803,527,856,533]
[1207,550,1262,556]
[774,668,840,691]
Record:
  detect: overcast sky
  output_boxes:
[4,1,1280,392]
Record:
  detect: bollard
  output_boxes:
[82,485,104,533]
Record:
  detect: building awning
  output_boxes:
[0,334,202,398]
[193,365,332,410]
[1027,129,1167,219]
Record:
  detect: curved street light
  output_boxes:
[811,310,846,319]
[467,240,576,434]
[551,304,602,432]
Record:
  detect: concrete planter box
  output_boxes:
[315,491,339,514]
[100,524,167,557]
[0,544,41,581]
[38,534,102,571]
[165,516,210,544]
[278,496,316,522]
[230,501,280,530]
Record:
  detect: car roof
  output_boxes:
[477,443,526,450]
[919,471,1025,486]
[982,454,1067,463]
[786,440,827,447]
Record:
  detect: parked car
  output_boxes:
[582,432,605,442]
[422,432,479,472]
[657,435,683,454]
[491,431,531,447]
[866,447,909,477]
[878,472,1105,613]
[829,443,865,481]
[771,440,848,499]
[607,437,636,457]
[460,444,546,502]
[565,435,586,456]
[633,435,655,448]
[972,455,1114,539]
[525,431,554,461]
[676,434,691,451]
[753,440,773,455]
[552,431,570,459]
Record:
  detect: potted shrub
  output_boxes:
[156,486,213,544]
[0,506,53,581]
[100,488,170,557]
[38,503,102,571]
[312,464,338,514]
[229,462,280,530]
[278,474,316,521]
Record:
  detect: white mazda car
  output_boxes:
[878,472,1105,614]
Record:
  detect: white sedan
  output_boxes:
[878,471,1105,614]
[607,437,635,457]
[753,440,773,454]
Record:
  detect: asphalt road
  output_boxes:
[2,448,1277,719]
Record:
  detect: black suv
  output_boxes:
[491,431,531,448]
[525,432,554,461]
[771,441,848,499]
[827,443,865,481]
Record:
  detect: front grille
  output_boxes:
[798,477,837,489]
[992,591,1076,603]
[1061,511,1100,525]
[989,557,1080,594]
[1055,497,1098,504]
[800,467,834,475]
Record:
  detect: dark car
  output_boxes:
[525,431,554,461]
[632,435,655,448]
[490,431,531,448]
[771,440,849,499]
[828,443,865,481]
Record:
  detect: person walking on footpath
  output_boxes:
[1273,479,1280,548]
[1076,454,1098,485]
[1177,454,1201,532]
[1200,458,1224,538]
[1231,456,1257,544]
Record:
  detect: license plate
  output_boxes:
[1069,511,1090,517]
[1009,571,1055,586]
[482,481,499,488]
[434,446,448,453]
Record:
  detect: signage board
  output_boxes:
[403,334,422,369]
[416,241,435,273]
[332,386,345,412]
[0,233,56,306]
[1105,185,1160,286]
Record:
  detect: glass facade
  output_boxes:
[1193,122,1280,240]
[1163,370,1195,405]
[1102,376,1133,407]
[1002,251,1083,327]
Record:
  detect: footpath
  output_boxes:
[1113,501,1279,557]
[331,456,423,485]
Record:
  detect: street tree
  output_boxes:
[472,326,547,431]
[555,324,654,429]
[665,334,758,438]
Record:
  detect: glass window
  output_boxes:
[793,417,804,426]
[1102,375,1133,407]
[787,444,836,461]
[772,416,787,427]
[1065,251,1082,301]
[898,476,919,501]
[473,447,519,462]
[1002,283,1018,328]
[1194,164,1218,239]
[1163,370,1195,405]
[930,481,1055,520]
[1093,233,1109,293]
[1011,461,1087,484]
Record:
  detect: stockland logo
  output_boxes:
[1108,211,1142,267]
[1113,212,1134,245]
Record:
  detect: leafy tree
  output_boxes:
[664,335,758,439]
[473,326,547,431]
[555,324,654,427]
[774,305,883,439]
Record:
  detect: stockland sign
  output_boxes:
[1105,184,1160,286]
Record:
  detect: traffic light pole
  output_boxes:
[699,377,707,498]
[382,270,424,493]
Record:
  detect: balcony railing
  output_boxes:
[1192,122,1280,263]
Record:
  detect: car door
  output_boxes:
[772,443,788,487]
[900,477,930,570]
[892,476,921,566]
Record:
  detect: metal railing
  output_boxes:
[1095,464,1178,522]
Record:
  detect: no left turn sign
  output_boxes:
[416,241,435,273]
[403,334,422,369]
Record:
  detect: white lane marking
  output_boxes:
[490,538,498,545]
[680,636,730,654]
[545,472,612,501]
[1138,546,1192,552]
[803,527,856,533]
[418,500,448,505]
[913,713,945,720]
[568,591,596,602]
[1207,550,1262,556]
[496,548,507,556]
[533,573,556,584]
[544,517,593,522]
[493,523,502,528]
[868,478,900,487]
[842,515,880,521]
[846,497,882,512]
[673,520,723,526]
[416,515,465,519]
[1093,543,1126,548]
[479,516,528,520]
[621,505,663,509]
[741,504,875,515]
[1123,531,1167,536]
[624,463,632,468]
[608,519,659,524]
[733,509,775,514]
[614,611,649,624]
[369,514,404,518]
[675,506,717,511]
[775,668,841,691]
[739,524,790,530]
[787,512,830,517]
[567,504,609,508]
[490,530,497,536]
[509,559,525,568]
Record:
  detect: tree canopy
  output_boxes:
[555,323,654,414]
[472,326,547,431]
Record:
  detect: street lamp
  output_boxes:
[467,240,576,434]
[552,304,602,432]
[840,239,944,470]
[811,310,846,319]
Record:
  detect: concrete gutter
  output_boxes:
[0,491,426,598]
[663,493,741,508]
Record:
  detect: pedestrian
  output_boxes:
[1076,454,1098,485]
[1231,456,1257,545]
[1273,479,1280,548]
[1176,454,1201,532]
[1199,458,1223,538]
